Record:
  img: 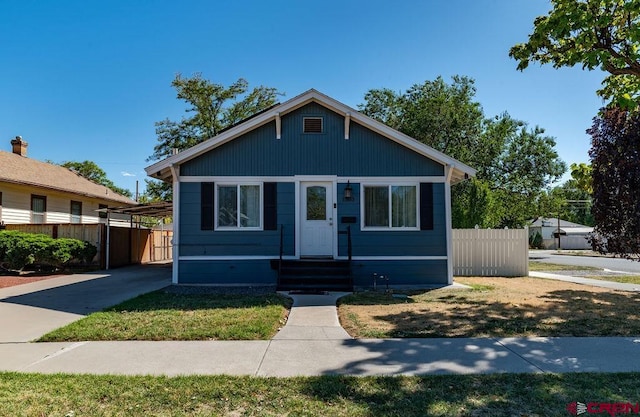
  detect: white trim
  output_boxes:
[344,112,350,139]
[178,255,447,261]
[179,255,298,261]
[145,89,476,183]
[275,112,281,139]
[170,164,180,284]
[214,182,263,230]
[360,183,420,231]
[337,256,448,261]
[179,175,446,183]
[444,165,454,285]
[339,176,445,183]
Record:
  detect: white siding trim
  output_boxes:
[170,164,180,285]
[179,255,297,261]
[179,255,446,261]
[444,165,454,285]
[179,176,446,183]
[337,256,448,261]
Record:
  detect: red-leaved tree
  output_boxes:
[588,107,640,259]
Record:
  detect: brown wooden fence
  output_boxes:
[4,223,172,268]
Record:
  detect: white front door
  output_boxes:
[300,182,334,257]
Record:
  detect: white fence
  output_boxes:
[452,228,529,277]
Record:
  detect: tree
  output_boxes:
[509,0,640,108]
[144,75,281,201]
[60,160,133,198]
[360,77,566,228]
[588,106,640,259]
[148,74,281,162]
[570,162,593,194]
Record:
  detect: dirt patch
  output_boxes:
[338,277,640,338]
[0,274,65,289]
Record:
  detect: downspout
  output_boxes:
[170,164,180,284]
[444,165,454,285]
[106,210,111,270]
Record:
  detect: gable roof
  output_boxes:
[145,88,477,183]
[0,150,136,205]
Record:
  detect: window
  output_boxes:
[98,204,108,220]
[363,185,417,229]
[0,192,3,223]
[31,195,46,223]
[303,117,323,133]
[71,201,82,224]
[216,184,262,229]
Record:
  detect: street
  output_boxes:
[530,250,640,274]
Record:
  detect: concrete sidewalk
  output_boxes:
[2,289,640,376]
[2,270,640,377]
[530,271,640,292]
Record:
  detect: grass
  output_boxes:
[338,277,640,338]
[38,291,291,342]
[584,274,640,284]
[528,261,600,272]
[2,372,639,416]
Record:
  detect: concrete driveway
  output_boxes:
[0,263,172,343]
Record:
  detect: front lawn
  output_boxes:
[2,372,639,416]
[38,291,291,342]
[528,261,600,272]
[338,277,640,338]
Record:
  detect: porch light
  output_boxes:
[344,181,353,200]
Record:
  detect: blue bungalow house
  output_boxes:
[145,89,475,290]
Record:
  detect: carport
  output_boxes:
[97,201,173,269]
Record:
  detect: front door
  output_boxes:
[300,182,334,257]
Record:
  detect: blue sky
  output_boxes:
[0,1,605,196]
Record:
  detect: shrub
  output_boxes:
[0,231,98,271]
[529,231,544,249]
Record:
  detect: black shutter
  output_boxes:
[263,182,278,230]
[201,182,215,230]
[420,183,434,230]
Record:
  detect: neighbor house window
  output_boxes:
[303,117,323,133]
[363,185,417,229]
[31,195,47,223]
[216,184,262,229]
[70,201,82,224]
[98,204,108,220]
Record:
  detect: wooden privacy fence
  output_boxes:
[5,224,172,268]
[452,228,529,277]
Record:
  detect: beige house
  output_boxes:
[0,136,136,227]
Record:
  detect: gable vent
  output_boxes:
[303,117,323,133]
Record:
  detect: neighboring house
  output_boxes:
[0,136,136,227]
[145,89,476,289]
[529,217,594,250]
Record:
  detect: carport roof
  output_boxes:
[98,201,173,218]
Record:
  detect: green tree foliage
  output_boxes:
[144,75,281,201]
[570,162,593,194]
[509,0,640,108]
[588,106,640,259]
[360,77,567,227]
[535,180,594,226]
[61,160,133,198]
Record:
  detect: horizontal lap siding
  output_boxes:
[179,260,276,285]
[180,104,444,177]
[337,182,447,257]
[351,260,448,288]
[179,182,295,257]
